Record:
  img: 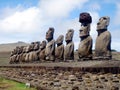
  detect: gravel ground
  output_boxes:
[0,67,120,90]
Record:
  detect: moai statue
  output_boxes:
[64,29,74,61]
[10,48,17,64]
[55,35,64,61]
[39,40,46,61]
[45,27,55,61]
[18,46,24,63]
[78,12,93,60]
[95,16,112,60]
[32,41,40,61]
[15,46,21,63]
[20,46,27,63]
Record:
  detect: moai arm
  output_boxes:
[50,40,55,56]
[69,42,74,57]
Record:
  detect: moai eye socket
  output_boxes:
[97,22,100,25]
[103,17,106,20]
[80,29,83,32]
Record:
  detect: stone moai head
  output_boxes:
[79,12,92,38]
[40,40,46,50]
[65,29,74,44]
[46,27,54,42]
[34,41,40,50]
[97,16,110,31]
[79,24,90,38]
[56,35,64,46]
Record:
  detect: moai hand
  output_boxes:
[95,16,112,60]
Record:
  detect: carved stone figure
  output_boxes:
[78,12,93,60]
[55,35,64,61]
[45,27,55,61]
[64,29,74,60]
[10,47,17,63]
[32,41,40,61]
[39,40,46,61]
[95,16,112,60]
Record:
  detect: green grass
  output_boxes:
[0,77,36,90]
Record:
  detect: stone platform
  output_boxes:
[0,60,120,90]
[0,60,120,73]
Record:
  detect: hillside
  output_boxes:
[0,41,29,52]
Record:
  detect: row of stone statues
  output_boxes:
[10,12,112,63]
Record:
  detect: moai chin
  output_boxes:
[39,40,46,61]
[78,12,93,60]
[64,29,74,61]
[45,27,55,61]
[55,35,64,61]
[95,16,112,60]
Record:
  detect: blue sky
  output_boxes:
[0,0,120,51]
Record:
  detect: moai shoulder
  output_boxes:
[55,35,64,61]
[64,29,74,61]
[95,16,112,60]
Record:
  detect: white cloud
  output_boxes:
[39,0,88,19]
[88,2,101,11]
[0,0,89,44]
[0,7,41,33]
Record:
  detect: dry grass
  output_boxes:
[0,52,10,65]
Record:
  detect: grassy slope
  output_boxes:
[0,77,36,90]
[0,41,29,52]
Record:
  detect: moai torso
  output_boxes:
[55,35,64,61]
[78,12,93,60]
[64,29,74,60]
[45,27,55,61]
[39,40,46,61]
[95,16,112,59]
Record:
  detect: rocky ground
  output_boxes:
[0,67,120,90]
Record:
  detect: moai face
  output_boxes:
[97,16,110,30]
[65,29,74,43]
[56,35,64,45]
[46,27,54,41]
[79,24,90,38]
[34,41,40,50]
[40,40,46,49]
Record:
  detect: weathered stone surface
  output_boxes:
[78,12,93,60]
[95,16,112,60]
[0,67,120,90]
[39,40,46,61]
[55,35,64,61]
[64,29,74,60]
[45,27,55,61]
